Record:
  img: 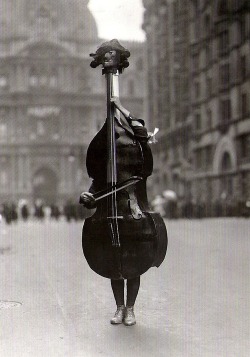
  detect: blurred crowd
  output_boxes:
[151,193,250,219]
[0,199,90,225]
[1,194,249,225]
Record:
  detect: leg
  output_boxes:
[126,276,140,306]
[111,279,124,306]
[124,276,140,326]
[110,279,125,325]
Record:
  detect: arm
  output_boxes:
[79,181,98,209]
[110,96,130,118]
[79,192,96,209]
[110,96,143,127]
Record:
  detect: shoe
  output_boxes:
[123,306,136,326]
[110,305,125,325]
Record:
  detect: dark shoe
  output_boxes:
[123,306,136,326]
[110,305,125,325]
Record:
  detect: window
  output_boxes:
[220,99,231,122]
[219,63,230,88]
[220,152,233,196]
[194,81,200,98]
[174,76,181,98]
[0,75,8,91]
[238,134,249,160]
[40,75,47,86]
[195,113,201,130]
[182,139,189,159]
[29,67,58,88]
[37,121,45,136]
[206,109,212,129]
[194,18,200,40]
[241,172,248,197]
[29,75,38,87]
[192,53,199,73]
[0,124,7,142]
[205,44,212,65]
[195,146,213,170]
[49,75,58,88]
[240,17,247,43]
[204,14,211,35]
[0,76,7,88]
[205,145,213,169]
[0,170,8,186]
[181,105,189,122]
[196,149,202,169]
[221,152,231,171]
[241,93,248,117]
[241,55,247,81]
[218,0,228,16]
[206,76,212,97]
[218,30,229,56]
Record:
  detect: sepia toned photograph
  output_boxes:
[0,1,249,356]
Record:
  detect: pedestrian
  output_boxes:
[34,199,45,220]
[21,204,29,221]
[80,40,167,327]
[50,204,60,220]
[151,194,166,216]
[10,203,18,222]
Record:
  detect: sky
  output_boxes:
[88,0,145,42]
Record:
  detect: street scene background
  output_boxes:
[0,1,249,356]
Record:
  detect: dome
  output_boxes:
[0,0,98,42]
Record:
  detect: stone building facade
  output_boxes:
[0,0,144,205]
[143,0,250,213]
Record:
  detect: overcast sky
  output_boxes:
[88,0,145,42]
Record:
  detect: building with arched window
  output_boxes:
[143,0,249,213]
[0,0,145,205]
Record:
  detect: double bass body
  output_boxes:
[81,40,168,280]
[83,209,167,280]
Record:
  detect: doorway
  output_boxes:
[33,167,58,205]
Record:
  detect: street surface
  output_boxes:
[0,218,249,357]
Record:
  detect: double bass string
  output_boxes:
[107,71,120,247]
[111,72,120,247]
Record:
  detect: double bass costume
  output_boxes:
[80,40,168,326]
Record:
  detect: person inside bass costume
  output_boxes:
[80,96,153,326]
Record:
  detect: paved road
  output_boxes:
[0,218,249,357]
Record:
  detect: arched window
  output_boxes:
[220,152,233,197]
[221,152,231,172]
